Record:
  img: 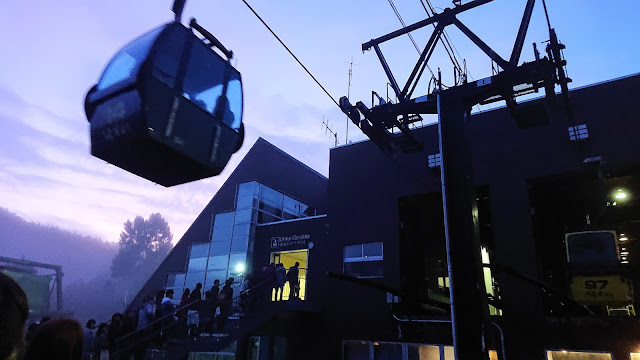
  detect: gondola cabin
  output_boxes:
[565,230,634,312]
[85,20,244,186]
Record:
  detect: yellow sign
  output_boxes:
[570,275,631,306]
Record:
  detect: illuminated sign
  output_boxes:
[570,275,632,306]
[271,234,311,249]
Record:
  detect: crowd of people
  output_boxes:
[0,262,302,360]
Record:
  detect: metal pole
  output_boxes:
[437,88,487,360]
[56,267,63,312]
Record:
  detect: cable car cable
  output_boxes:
[240,0,340,109]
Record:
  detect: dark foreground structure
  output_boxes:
[130,73,640,360]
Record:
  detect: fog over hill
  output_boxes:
[0,207,128,321]
[0,207,117,283]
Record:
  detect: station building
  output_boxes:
[132,73,640,360]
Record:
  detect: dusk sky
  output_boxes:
[1,0,638,244]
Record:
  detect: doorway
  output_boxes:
[270,249,308,300]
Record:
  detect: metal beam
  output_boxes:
[362,0,494,51]
[509,0,537,66]
[373,44,402,99]
[402,23,444,98]
[453,18,510,70]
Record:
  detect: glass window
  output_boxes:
[257,211,281,224]
[282,208,298,221]
[212,226,233,242]
[214,212,234,228]
[97,26,163,91]
[344,260,383,278]
[234,209,253,224]
[229,253,247,272]
[238,181,259,197]
[302,205,316,217]
[231,237,248,253]
[207,255,229,270]
[190,243,210,258]
[546,351,612,360]
[344,245,363,259]
[205,270,227,289]
[374,343,402,360]
[259,201,283,218]
[210,240,231,256]
[236,195,256,210]
[182,42,226,114]
[232,223,251,239]
[260,186,283,207]
[283,196,300,214]
[151,25,186,88]
[185,271,206,290]
[225,75,243,131]
[166,273,186,288]
[363,243,383,258]
[408,345,440,360]
[188,257,207,272]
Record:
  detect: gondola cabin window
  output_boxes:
[182,41,226,116]
[97,27,163,91]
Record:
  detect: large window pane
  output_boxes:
[344,245,363,259]
[214,212,234,228]
[210,240,231,256]
[238,181,259,197]
[97,27,163,91]
[205,270,227,289]
[185,271,206,290]
[231,237,248,253]
[260,186,283,207]
[363,242,383,258]
[257,211,281,224]
[259,201,282,218]
[182,42,226,114]
[232,223,251,239]
[408,345,440,360]
[212,226,233,242]
[207,255,229,270]
[374,343,402,360]
[234,209,253,224]
[151,26,186,88]
[344,260,383,278]
[282,208,299,221]
[225,74,243,131]
[166,273,186,288]
[188,257,207,272]
[229,253,247,273]
[190,243,210,258]
[236,195,256,210]
[283,196,300,214]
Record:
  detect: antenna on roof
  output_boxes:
[322,117,339,147]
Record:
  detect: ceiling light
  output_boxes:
[620,237,629,241]
[614,189,629,200]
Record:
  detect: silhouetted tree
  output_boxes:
[111,213,173,279]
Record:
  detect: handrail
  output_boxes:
[111,278,277,356]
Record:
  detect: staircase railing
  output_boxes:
[111,277,280,358]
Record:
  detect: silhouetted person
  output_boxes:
[107,313,123,359]
[94,323,109,360]
[25,318,84,360]
[82,319,97,360]
[205,280,221,333]
[0,273,29,360]
[189,283,202,303]
[179,288,191,307]
[275,263,286,301]
[287,262,300,299]
[216,278,234,331]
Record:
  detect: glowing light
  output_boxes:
[614,189,629,200]
[561,350,568,354]
[620,237,629,242]
[235,263,245,274]
[621,251,629,255]
[622,261,630,264]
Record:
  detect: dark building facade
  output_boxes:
[133,74,640,360]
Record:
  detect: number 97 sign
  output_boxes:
[570,275,632,306]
